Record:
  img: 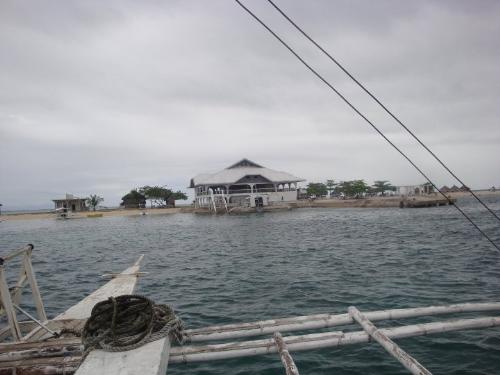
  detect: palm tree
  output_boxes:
[372,181,395,196]
[325,179,337,197]
[86,194,104,211]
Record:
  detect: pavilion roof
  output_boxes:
[190,159,304,187]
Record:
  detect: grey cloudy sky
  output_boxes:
[1,0,499,209]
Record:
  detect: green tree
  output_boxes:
[139,186,188,208]
[86,194,104,211]
[306,183,327,197]
[171,191,188,201]
[352,180,369,196]
[336,181,353,196]
[325,179,337,197]
[372,180,395,196]
[139,185,162,207]
[337,180,369,197]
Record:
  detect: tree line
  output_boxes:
[121,186,188,208]
[306,180,396,198]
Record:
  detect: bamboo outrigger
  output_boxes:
[1,245,500,374]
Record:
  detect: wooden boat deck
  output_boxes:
[0,254,147,375]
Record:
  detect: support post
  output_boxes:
[222,190,228,212]
[274,332,299,375]
[348,306,431,375]
[12,263,27,306]
[210,190,217,213]
[0,264,22,340]
[23,246,47,322]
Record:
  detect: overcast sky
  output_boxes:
[1,0,499,209]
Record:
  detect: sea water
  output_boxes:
[1,196,499,374]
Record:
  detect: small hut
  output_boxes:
[120,191,146,209]
[440,186,451,193]
[52,194,88,212]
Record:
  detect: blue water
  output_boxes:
[1,197,499,374]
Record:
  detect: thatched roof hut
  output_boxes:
[440,186,451,193]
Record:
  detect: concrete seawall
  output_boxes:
[296,196,455,209]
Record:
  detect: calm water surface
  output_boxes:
[1,197,500,374]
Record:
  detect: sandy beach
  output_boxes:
[2,191,498,222]
[1,207,192,222]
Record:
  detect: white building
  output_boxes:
[397,183,434,196]
[52,193,88,212]
[190,159,304,208]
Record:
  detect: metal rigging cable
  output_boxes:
[234,0,500,252]
[265,0,500,225]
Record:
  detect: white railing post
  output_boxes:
[210,191,217,213]
[222,191,228,212]
[348,306,431,375]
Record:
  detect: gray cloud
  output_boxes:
[1,0,499,209]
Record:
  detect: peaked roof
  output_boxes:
[190,159,304,187]
[227,158,263,169]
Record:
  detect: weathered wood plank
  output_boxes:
[71,254,174,375]
[55,255,144,321]
[0,349,81,367]
[0,354,80,371]
[0,336,81,354]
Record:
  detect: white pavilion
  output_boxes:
[190,159,304,208]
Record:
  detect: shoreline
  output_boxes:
[1,207,191,221]
[1,191,499,222]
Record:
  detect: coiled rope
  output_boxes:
[80,295,184,357]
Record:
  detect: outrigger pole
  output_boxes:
[171,308,500,369]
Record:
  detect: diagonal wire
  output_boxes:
[266,0,500,225]
[234,0,500,251]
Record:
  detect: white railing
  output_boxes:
[228,189,252,194]
[196,188,296,196]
